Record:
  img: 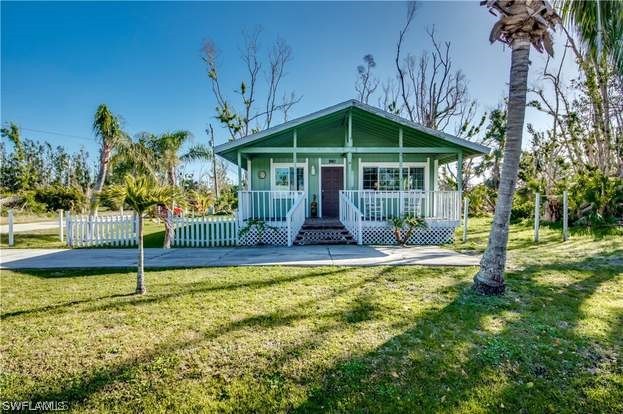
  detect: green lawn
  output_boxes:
[1,219,622,412]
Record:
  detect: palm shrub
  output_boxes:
[102,175,183,294]
[388,214,427,246]
[190,190,215,216]
[568,170,623,226]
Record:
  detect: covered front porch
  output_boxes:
[236,189,461,246]
[214,100,489,246]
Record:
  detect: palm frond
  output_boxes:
[556,0,623,74]
[181,144,213,162]
[101,175,185,214]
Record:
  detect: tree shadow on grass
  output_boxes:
[293,258,622,413]
[23,269,381,408]
[2,267,352,321]
[83,267,353,313]
[0,293,135,320]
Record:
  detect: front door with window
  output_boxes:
[321,166,343,218]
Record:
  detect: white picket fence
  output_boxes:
[66,213,138,247]
[172,215,238,247]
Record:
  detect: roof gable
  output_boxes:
[215,100,490,162]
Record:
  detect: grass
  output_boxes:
[1,219,622,412]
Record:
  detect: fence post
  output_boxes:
[534,192,540,242]
[462,197,469,242]
[563,190,569,241]
[58,209,64,242]
[66,211,72,247]
[8,209,14,246]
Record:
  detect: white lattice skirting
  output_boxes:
[238,226,289,246]
[361,225,456,245]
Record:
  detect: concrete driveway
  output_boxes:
[0,245,480,269]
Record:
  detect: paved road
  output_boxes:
[0,245,480,269]
[0,221,59,233]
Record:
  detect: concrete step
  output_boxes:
[294,239,357,246]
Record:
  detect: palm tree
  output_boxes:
[473,1,560,295]
[102,175,182,294]
[144,130,194,248]
[91,104,126,215]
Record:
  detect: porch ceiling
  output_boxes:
[215,100,490,164]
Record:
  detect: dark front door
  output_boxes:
[321,166,344,218]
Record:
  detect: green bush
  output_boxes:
[33,186,87,212]
[465,184,496,217]
[17,191,48,214]
[510,188,534,223]
[568,170,623,226]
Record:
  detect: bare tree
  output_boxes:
[395,1,418,121]
[201,28,301,140]
[402,27,471,130]
[355,54,379,104]
[377,78,400,114]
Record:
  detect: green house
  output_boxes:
[215,100,489,246]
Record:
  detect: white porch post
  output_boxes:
[346,111,353,189]
[237,151,242,189]
[246,158,252,190]
[398,128,404,216]
[293,129,297,193]
[457,151,463,192]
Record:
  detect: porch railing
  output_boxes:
[339,192,363,244]
[238,190,304,226]
[341,190,461,222]
[286,193,306,246]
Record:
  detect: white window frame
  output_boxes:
[270,161,308,193]
[359,161,429,192]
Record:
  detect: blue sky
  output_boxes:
[1,1,569,177]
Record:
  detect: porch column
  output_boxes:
[237,151,242,189]
[346,111,353,189]
[457,151,463,192]
[398,128,404,215]
[293,129,298,192]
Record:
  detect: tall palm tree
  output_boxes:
[102,175,182,294]
[473,1,560,295]
[91,104,125,214]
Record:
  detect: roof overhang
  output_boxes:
[215,100,490,164]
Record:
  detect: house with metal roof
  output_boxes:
[215,100,489,246]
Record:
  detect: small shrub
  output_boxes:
[388,214,427,246]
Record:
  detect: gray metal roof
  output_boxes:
[214,99,490,156]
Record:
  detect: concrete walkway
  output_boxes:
[0,245,480,269]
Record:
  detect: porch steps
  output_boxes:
[294,219,356,246]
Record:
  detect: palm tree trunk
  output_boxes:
[162,166,176,248]
[89,144,111,215]
[473,38,531,295]
[163,208,173,248]
[136,214,146,295]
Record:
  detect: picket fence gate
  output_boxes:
[172,215,238,247]
[66,213,138,247]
